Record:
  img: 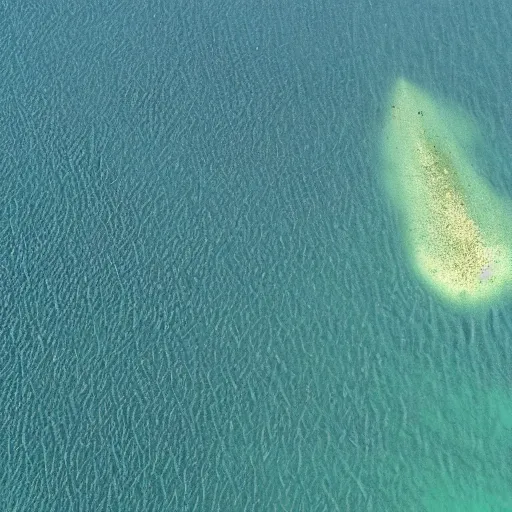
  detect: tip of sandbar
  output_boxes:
[391,77,423,103]
[394,77,411,89]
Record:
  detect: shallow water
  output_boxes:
[1,0,512,510]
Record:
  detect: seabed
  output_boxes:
[381,78,512,308]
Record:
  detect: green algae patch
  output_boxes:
[381,78,512,307]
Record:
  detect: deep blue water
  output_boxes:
[1,0,512,510]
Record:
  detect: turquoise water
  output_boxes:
[1,0,512,510]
